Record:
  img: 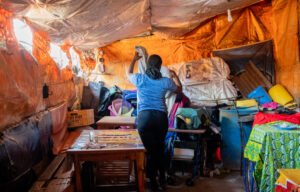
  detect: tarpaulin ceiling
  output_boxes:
[4,0,261,49]
[86,0,300,104]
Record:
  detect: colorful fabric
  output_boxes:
[253,112,300,126]
[174,108,201,129]
[275,169,300,192]
[168,94,189,128]
[261,102,278,109]
[244,122,300,192]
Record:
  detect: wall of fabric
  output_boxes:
[88,0,300,103]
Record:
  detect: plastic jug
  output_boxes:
[268,84,293,105]
[247,86,272,105]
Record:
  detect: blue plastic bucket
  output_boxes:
[247,86,272,104]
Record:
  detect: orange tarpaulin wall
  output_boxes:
[93,0,299,102]
[0,9,75,130]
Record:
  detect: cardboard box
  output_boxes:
[67,109,94,128]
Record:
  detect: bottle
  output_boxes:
[89,131,95,142]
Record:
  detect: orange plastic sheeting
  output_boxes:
[86,4,270,89]
[0,49,43,130]
[0,9,40,130]
[30,23,76,108]
[84,1,300,102]
[271,0,300,101]
[0,8,75,130]
[32,24,75,107]
[242,0,300,101]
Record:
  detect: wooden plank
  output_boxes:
[232,61,272,97]
[96,116,135,125]
[238,74,252,96]
[30,179,73,192]
[168,128,206,134]
[96,116,136,129]
[54,157,74,179]
[248,61,272,89]
[245,65,260,87]
[39,154,66,181]
[45,178,72,192]
[233,76,248,97]
[95,183,136,192]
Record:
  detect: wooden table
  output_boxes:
[96,116,136,129]
[67,129,145,192]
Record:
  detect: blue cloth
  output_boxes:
[125,92,137,101]
[174,108,201,129]
[123,90,137,98]
[128,73,177,113]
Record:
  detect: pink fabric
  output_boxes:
[253,112,300,126]
[261,102,278,109]
[168,95,190,128]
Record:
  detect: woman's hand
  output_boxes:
[169,70,177,78]
[133,52,142,61]
[127,52,141,75]
[169,70,182,93]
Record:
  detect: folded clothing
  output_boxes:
[253,112,300,125]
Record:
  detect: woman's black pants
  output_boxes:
[136,110,168,183]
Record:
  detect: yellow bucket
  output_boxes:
[268,84,293,105]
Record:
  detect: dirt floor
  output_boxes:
[146,172,244,192]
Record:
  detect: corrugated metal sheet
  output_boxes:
[233,61,272,97]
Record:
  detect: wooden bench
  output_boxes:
[29,154,74,192]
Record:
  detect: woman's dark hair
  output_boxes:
[146,54,162,79]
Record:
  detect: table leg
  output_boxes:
[74,155,82,192]
[136,151,145,192]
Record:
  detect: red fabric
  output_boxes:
[275,182,300,192]
[275,185,286,192]
[253,112,300,125]
[215,147,221,162]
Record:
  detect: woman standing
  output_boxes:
[127,52,182,191]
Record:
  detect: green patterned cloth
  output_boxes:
[244,121,300,192]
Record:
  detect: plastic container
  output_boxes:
[236,99,257,108]
[219,107,258,170]
[247,86,272,105]
[269,84,293,106]
[108,99,133,117]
